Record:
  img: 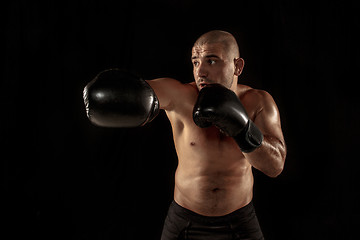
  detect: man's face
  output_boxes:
[192,43,236,91]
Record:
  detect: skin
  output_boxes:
[146,31,286,216]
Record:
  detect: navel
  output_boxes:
[190,142,196,146]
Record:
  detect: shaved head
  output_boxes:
[191,30,245,90]
[193,30,240,60]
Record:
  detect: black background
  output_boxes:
[3,0,360,239]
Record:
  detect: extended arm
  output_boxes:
[83,68,187,128]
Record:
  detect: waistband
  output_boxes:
[170,200,255,225]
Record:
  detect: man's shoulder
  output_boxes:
[237,84,272,102]
[237,84,276,118]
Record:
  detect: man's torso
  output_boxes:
[165,82,261,216]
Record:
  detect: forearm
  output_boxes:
[244,135,286,178]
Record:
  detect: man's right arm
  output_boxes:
[83,69,181,127]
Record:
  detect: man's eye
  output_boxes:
[193,61,199,66]
[208,59,216,65]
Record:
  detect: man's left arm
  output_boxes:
[244,90,287,177]
[193,84,286,177]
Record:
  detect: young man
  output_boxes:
[83,30,286,240]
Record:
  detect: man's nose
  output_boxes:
[196,63,208,79]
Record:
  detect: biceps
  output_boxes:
[254,101,284,142]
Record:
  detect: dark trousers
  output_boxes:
[161,201,264,240]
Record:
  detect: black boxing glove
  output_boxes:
[83,69,159,127]
[193,84,263,153]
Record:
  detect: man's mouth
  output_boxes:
[199,83,208,89]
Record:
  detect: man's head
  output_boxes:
[191,30,244,91]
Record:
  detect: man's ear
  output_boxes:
[234,58,245,76]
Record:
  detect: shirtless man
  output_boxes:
[83,30,286,240]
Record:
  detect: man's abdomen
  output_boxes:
[172,120,254,216]
[174,163,254,217]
